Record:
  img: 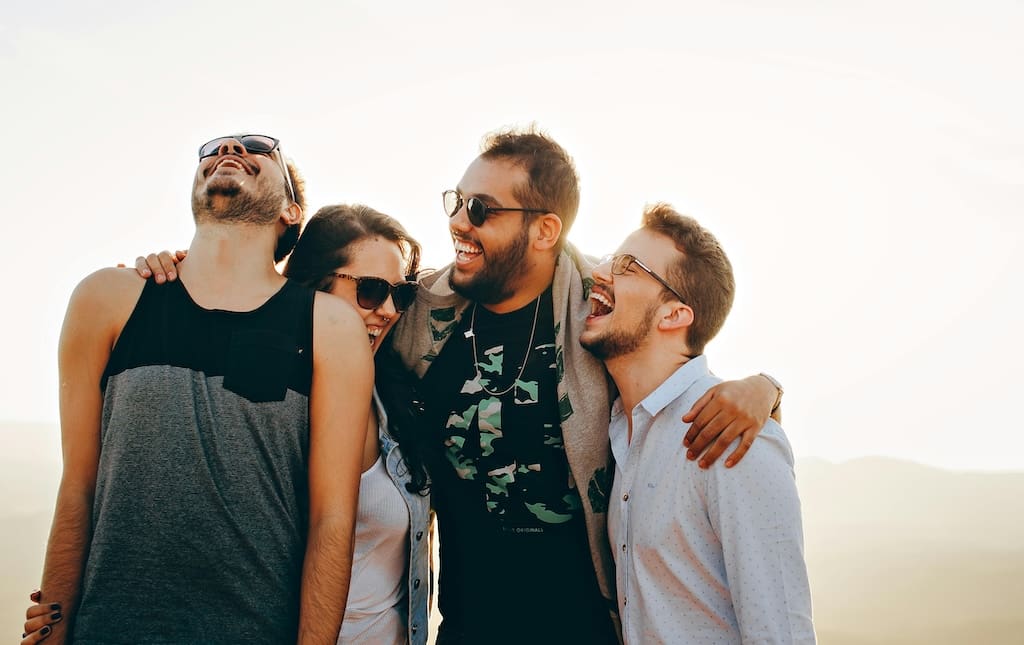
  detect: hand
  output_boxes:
[22,591,61,644]
[681,374,777,468]
[131,249,187,283]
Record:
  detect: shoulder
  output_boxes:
[312,290,363,328]
[73,266,146,301]
[706,418,797,495]
[67,267,146,321]
[311,291,372,361]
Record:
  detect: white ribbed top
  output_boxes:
[338,453,410,644]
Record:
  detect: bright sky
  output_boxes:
[1,0,1021,471]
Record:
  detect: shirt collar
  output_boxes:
[612,355,711,420]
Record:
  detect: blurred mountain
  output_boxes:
[797,456,1024,644]
[2,424,1022,644]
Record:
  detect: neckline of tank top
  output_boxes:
[168,275,297,315]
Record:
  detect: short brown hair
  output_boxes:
[642,203,735,355]
[480,125,579,251]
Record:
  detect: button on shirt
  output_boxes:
[608,356,816,644]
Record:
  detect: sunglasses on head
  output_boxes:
[197,134,296,203]
[442,189,550,227]
[331,273,418,313]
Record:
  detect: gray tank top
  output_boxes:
[73,278,315,644]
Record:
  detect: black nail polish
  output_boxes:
[51,611,62,620]
[40,625,51,636]
[50,603,61,611]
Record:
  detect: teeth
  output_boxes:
[590,292,613,309]
[454,240,481,254]
[590,291,614,317]
[367,327,382,337]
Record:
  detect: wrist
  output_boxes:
[758,372,784,414]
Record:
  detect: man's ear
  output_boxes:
[280,202,302,227]
[532,213,563,252]
[658,302,694,332]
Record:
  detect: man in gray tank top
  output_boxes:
[30,135,374,644]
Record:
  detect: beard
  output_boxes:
[448,224,531,305]
[580,302,658,361]
[191,175,284,226]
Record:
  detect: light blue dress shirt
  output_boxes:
[608,356,815,644]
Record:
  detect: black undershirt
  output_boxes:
[422,287,616,644]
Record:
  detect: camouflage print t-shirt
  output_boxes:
[422,287,616,645]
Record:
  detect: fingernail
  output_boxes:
[725,460,735,468]
[155,274,165,283]
[30,589,41,602]
[686,450,696,460]
[51,611,62,620]
[168,271,176,279]
[50,603,60,611]
[41,625,51,636]
[682,438,691,446]
[141,268,151,276]
[699,460,708,469]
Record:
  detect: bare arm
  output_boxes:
[681,374,781,468]
[36,269,142,644]
[297,293,374,645]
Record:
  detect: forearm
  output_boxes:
[297,515,355,645]
[38,485,95,644]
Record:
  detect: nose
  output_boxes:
[448,201,473,233]
[377,293,398,320]
[592,256,613,282]
[217,138,248,157]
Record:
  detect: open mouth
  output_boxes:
[210,156,254,176]
[454,238,482,265]
[367,326,384,345]
[589,289,614,318]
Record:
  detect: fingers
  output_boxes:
[698,419,747,468]
[21,624,53,644]
[23,607,61,636]
[134,256,153,280]
[725,431,757,469]
[685,408,726,461]
[29,589,41,603]
[26,603,60,620]
[681,391,713,446]
[175,249,188,262]
[134,251,179,283]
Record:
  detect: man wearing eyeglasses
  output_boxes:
[579,204,815,644]
[390,128,784,644]
[26,135,372,644]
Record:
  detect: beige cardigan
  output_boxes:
[390,244,620,637]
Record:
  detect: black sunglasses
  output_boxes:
[602,253,688,305]
[331,273,418,313]
[442,189,551,227]
[197,134,296,203]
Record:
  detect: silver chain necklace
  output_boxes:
[468,296,542,397]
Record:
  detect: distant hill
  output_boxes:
[797,456,1024,644]
[2,432,1022,644]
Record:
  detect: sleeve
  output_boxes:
[705,421,817,644]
